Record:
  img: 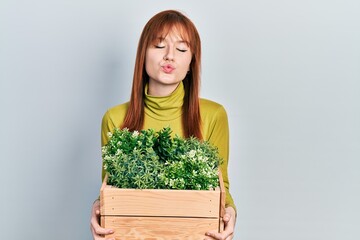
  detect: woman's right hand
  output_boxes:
[90,199,114,240]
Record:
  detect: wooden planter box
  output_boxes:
[100,171,225,239]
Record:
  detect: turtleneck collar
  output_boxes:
[144,82,184,121]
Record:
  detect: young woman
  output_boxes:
[90,10,237,240]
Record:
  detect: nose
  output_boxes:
[163,47,174,61]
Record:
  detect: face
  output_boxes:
[145,28,192,96]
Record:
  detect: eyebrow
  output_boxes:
[177,40,190,45]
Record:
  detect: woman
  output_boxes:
[90,10,236,240]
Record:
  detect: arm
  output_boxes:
[205,105,237,239]
[101,110,117,180]
[90,199,114,240]
[205,206,236,240]
[206,105,237,212]
[90,110,117,240]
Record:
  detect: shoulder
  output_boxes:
[200,98,228,116]
[199,98,229,141]
[105,102,129,115]
[102,102,129,127]
[199,98,228,130]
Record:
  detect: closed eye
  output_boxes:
[177,48,188,52]
[155,45,165,49]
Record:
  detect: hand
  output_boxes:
[204,207,236,240]
[90,199,115,240]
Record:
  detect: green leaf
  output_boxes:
[102,127,221,190]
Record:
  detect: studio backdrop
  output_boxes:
[0,1,359,239]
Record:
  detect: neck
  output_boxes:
[144,81,184,121]
[147,81,181,97]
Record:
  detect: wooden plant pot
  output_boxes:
[100,171,225,239]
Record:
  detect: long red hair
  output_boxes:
[121,10,202,139]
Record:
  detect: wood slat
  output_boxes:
[101,216,219,240]
[100,185,220,218]
[218,170,226,218]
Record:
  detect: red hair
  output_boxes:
[121,10,202,139]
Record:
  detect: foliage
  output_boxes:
[102,127,221,190]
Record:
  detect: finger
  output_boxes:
[205,231,222,240]
[205,229,232,240]
[225,234,234,240]
[205,232,228,240]
[91,218,114,235]
[91,228,115,240]
[90,225,104,240]
[203,231,217,240]
[91,229,102,240]
[222,213,231,222]
[225,232,234,240]
[93,225,114,235]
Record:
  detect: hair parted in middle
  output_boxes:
[121,10,203,139]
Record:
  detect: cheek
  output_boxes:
[182,56,192,72]
[146,50,162,64]
[144,56,150,72]
[145,52,157,74]
[178,59,192,78]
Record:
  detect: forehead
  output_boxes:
[152,23,190,43]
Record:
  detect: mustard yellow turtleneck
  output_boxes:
[101,82,236,211]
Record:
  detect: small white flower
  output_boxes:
[169,179,175,187]
[115,149,122,156]
[107,132,113,138]
[189,150,196,158]
[101,147,107,154]
[132,130,139,137]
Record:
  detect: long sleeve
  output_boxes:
[100,110,116,180]
[100,103,129,180]
[202,102,237,213]
[101,110,116,147]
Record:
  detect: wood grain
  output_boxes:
[100,175,221,218]
[101,216,219,240]
[100,169,226,237]
[218,170,226,218]
[101,187,220,218]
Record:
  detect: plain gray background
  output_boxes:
[1,0,359,239]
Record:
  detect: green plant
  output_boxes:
[102,127,221,190]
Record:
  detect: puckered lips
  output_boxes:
[161,64,175,74]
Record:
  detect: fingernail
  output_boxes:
[109,230,114,234]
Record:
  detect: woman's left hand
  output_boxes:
[204,207,236,240]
